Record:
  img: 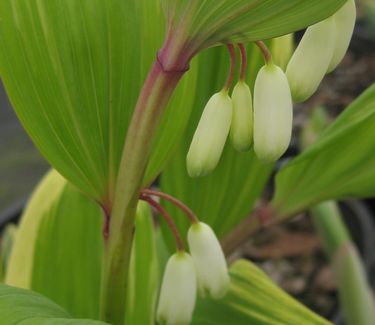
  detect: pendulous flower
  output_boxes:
[230,81,253,152]
[286,17,336,103]
[187,222,230,299]
[187,91,232,177]
[253,63,293,163]
[328,0,356,72]
[156,252,197,325]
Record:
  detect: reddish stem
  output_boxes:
[103,213,110,241]
[238,43,247,81]
[140,194,185,251]
[223,44,236,91]
[142,189,199,224]
[101,57,188,324]
[255,41,272,64]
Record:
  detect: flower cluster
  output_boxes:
[186,0,356,176]
[286,0,356,102]
[157,222,229,325]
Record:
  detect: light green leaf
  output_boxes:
[6,170,67,288]
[163,0,346,51]
[31,182,103,319]
[160,44,272,250]
[125,202,159,325]
[272,84,375,218]
[0,0,197,204]
[0,224,17,282]
[192,259,330,325]
[0,284,108,325]
[6,170,103,319]
[6,170,159,322]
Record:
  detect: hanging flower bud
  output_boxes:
[187,91,232,177]
[328,0,356,72]
[286,17,336,103]
[230,81,253,152]
[187,222,230,299]
[156,252,197,325]
[254,63,293,163]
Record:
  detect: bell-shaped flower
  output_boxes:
[156,252,197,325]
[253,63,293,163]
[230,81,253,152]
[187,91,232,177]
[286,17,336,103]
[187,222,230,299]
[328,0,356,72]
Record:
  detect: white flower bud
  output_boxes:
[187,222,230,299]
[156,252,197,325]
[328,0,356,72]
[254,63,293,163]
[230,81,253,152]
[286,17,336,103]
[187,91,232,177]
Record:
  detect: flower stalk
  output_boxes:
[223,44,237,92]
[238,43,248,81]
[141,189,199,224]
[99,54,189,324]
[140,194,185,251]
[255,41,272,65]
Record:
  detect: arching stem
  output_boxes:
[141,189,199,224]
[223,44,236,92]
[140,194,185,251]
[238,43,247,81]
[255,41,272,65]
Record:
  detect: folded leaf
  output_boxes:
[162,0,346,52]
[0,0,197,204]
[6,170,67,288]
[192,259,330,325]
[0,284,108,325]
[6,170,159,322]
[6,170,103,319]
[272,84,375,217]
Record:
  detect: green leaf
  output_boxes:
[160,45,273,250]
[125,202,159,325]
[0,224,17,282]
[6,170,159,322]
[6,170,103,319]
[192,259,330,325]
[31,182,103,319]
[272,84,375,217]
[0,0,197,204]
[5,170,67,289]
[163,0,346,51]
[0,284,108,325]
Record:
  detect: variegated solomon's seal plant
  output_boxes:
[0,0,357,324]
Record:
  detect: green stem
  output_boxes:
[100,57,187,325]
[311,201,375,325]
[311,201,350,258]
